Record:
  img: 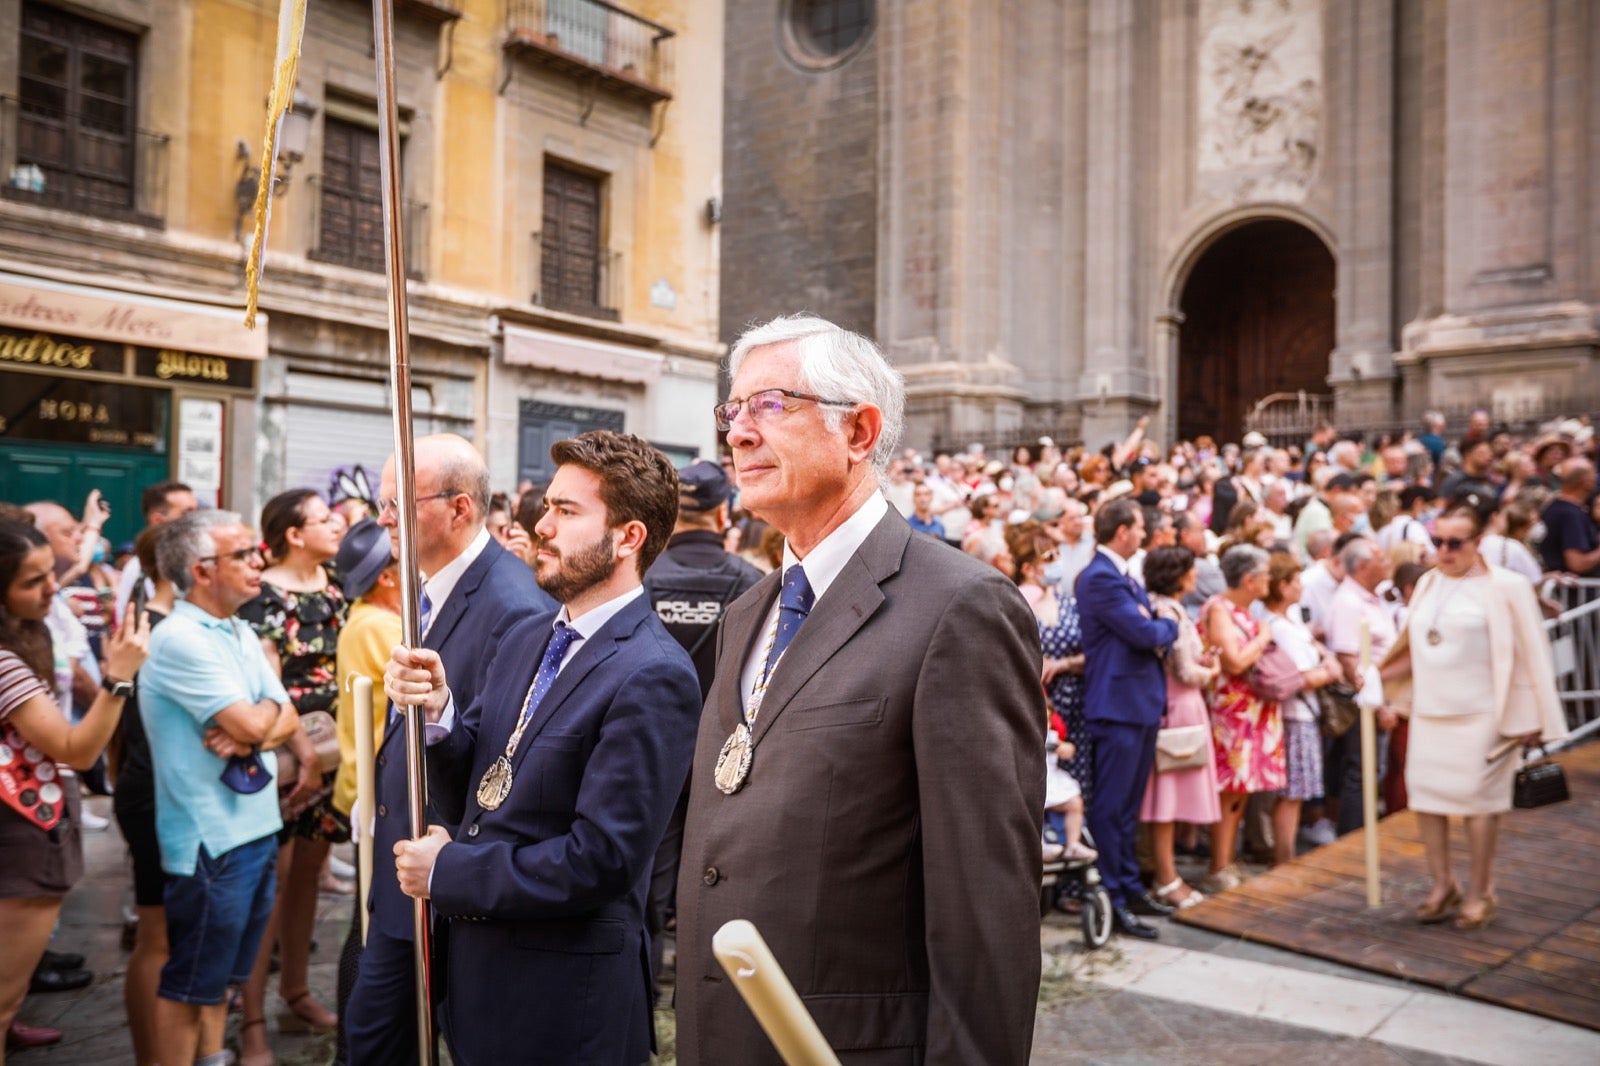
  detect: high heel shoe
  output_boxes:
[1453,895,1497,931]
[276,990,337,1033]
[1416,882,1462,924]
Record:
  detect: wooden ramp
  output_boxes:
[1175,741,1600,1031]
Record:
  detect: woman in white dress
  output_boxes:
[1382,507,1567,930]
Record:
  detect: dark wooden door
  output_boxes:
[17,2,137,214]
[1177,220,1335,444]
[540,162,603,314]
[317,118,385,272]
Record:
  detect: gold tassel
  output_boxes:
[244,0,309,329]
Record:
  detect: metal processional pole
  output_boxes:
[371,0,436,1061]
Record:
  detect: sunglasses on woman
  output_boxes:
[1430,536,1472,551]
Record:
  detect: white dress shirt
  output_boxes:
[739,492,889,713]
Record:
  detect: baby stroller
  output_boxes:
[1041,822,1112,949]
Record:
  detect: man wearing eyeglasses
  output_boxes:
[344,433,552,1066]
[675,315,1046,1065]
[138,510,301,1066]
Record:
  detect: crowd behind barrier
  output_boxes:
[0,398,1595,1060]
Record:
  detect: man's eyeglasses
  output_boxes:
[200,546,265,566]
[1431,536,1472,551]
[378,490,461,516]
[713,389,856,432]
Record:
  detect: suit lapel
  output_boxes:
[748,513,907,746]
[715,574,780,734]
[425,540,505,654]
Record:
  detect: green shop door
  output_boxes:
[0,440,170,549]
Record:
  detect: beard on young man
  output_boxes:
[534,529,616,602]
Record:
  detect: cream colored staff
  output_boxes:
[353,675,375,944]
[1358,620,1381,908]
[713,920,841,1066]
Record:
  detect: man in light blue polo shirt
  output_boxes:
[140,510,300,1066]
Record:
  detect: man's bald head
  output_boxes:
[414,434,491,517]
[378,434,491,575]
[1561,456,1596,494]
[25,501,82,570]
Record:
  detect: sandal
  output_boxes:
[1063,842,1099,864]
[238,1018,273,1066]
[1153,878,1205,910]
[276,990,337,1034]
[1416,882,1462,925]
[1453,895,1497,931]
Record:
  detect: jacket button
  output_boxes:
[702,866,720,886]
[377,754,386,768]
[376,804,387,818]
[467,823,479,838]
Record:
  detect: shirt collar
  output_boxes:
[780,492,890,601]
[424,527,491,611]
[555,585,645,641]
[1096,544,1131,576]
[173,598,238,631]
[1337,576,1382,605]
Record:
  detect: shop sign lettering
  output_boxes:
[134,347,254,390]
[0,329,118,372]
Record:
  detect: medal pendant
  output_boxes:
[714,724,753,795]
[477,756,514,811]
[1426,628,1442,646]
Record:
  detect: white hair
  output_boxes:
[727,314,906,476]
[158,510,241,594]
[1338,535,1380,576]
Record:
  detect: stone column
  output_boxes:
[1327,0,1397,427]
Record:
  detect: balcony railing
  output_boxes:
[506,0,675,103]
[0,95,168,226]
[306,175,428,280]
[532,230,620,321]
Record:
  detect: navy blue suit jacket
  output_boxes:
[425,592,701,1066]
[1075,549,1177,727]
[368,537,551,941]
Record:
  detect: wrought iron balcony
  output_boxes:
[531,230,621,321]
[506,0,675,104]
[0,95,168,226]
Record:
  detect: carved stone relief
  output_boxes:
[1197,0,1322,203]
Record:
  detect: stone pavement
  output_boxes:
[16,796,1600,1065]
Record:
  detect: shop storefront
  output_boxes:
[0,273,263,547]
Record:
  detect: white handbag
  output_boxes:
[1154,723,1211,773]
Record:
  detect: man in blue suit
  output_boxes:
[343,434,551,1066]
[1076,496,1179,939]
[387,431,701,1066]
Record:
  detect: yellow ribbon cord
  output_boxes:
[243,0,309,329]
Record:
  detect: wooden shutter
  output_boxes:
[17,2,137,214]
[540,162,603,314]
[318,117,385,271]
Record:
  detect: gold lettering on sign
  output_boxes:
[37,400,110,425]
[155,349,228,382]
[0,331,95,369]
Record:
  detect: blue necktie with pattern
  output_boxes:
[760,565,815,685]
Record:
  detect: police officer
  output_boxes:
[641,459,762,986]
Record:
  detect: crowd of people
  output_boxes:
[0,314,1591,1062]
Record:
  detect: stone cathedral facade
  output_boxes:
[720,0,1600,451]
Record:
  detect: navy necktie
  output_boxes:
[418,585,434,639]
[516,621,581,730]
[760,565,814,685]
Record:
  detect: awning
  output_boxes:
[501,322,661,384]
[0,272,268,360]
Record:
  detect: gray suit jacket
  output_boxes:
[675,509,1045,1065]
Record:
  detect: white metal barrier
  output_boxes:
[1543,577,1600,746]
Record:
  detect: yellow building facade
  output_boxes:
[0,0,724,537]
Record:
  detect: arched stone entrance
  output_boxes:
[1175,219,1335,444]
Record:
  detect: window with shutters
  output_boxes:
[313,116,385,272]
[7,3,165,222]
[537,161,618,320]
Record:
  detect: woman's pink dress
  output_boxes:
[1141,596,1222,823]
[1205,596,1286,793]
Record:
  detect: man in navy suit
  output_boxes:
[1076,496,1179,939]
[343,434,551,1066]
[387,431,701,1066]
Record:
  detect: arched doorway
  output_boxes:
[1176,219,1335,444]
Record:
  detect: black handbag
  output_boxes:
[1316,682,1361,739]
[1513,747,1569,809]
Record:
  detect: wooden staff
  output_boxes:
[353,675,375,945]
[713,920,841,1066]
[370,0,434,1059]
[1358,620,1381,908]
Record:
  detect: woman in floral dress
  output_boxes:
[237,489,348,1064]
[1200,544,1284,893]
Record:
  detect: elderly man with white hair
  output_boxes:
[1325,535,1399,835]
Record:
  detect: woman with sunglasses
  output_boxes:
[1383,507,1566,930]
[0,518,149,1057]
[236,490,349,1064]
